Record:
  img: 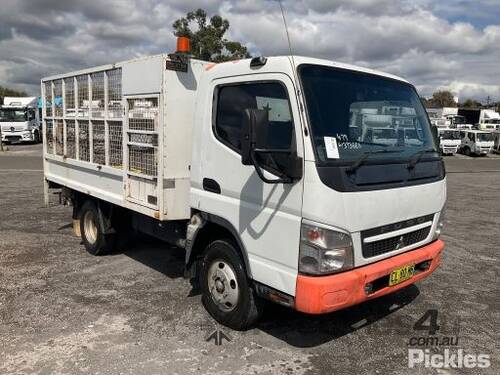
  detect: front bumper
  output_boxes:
[295,239,444,314]
[1,131,33,142]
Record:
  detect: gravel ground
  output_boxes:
[0,144,499,374]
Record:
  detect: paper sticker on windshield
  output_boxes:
[324,137,340,159]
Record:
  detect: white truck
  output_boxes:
[0,96,42,143]
[476,109,500,131]
[459,130,494,156]
[42,40,446,329]
[438,128,461,155]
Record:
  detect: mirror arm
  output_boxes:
[250,151,292,184]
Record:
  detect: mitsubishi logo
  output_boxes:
[395,235,405,250]
[10,126,15,132]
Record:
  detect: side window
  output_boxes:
[215,82,294,153]
[468,133,474,142]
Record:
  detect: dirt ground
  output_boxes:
[0,144,499,374]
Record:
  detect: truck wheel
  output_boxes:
[79,200,114,255]
[34,130,41,144]
[200,239,263,330]
[464,147,471,156]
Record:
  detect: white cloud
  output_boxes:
[0,0,498,103]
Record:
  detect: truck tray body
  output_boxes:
[42,55,208,220]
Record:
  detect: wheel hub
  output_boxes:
[207,260,239,312]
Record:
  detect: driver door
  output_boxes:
[199,73,304,296]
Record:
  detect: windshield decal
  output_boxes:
[324,136,340,159]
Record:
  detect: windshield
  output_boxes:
[477,133,494,142]
[0,108,27,122]
[451,116,466,124]
[440,130,461,140]
[299,65,437,164]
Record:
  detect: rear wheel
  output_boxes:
[464,146,471,156]
[79,200,114,255]
[200,239,263,330]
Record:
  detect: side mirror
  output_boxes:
[240,108,302,184]
[241,109,268,165]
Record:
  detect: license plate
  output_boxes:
[389,264,415,286]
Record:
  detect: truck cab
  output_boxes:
[438,128,461,155]
[477,119,500,131]
[446,115,472,129]
[0,97,41,144]
[459,130,494,156]
[190,56,445,323]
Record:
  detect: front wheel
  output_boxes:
[200,239,263,330]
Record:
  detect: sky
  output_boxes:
[0,0,499,102]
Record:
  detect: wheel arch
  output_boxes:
[186,212,252,279]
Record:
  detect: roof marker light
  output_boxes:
[250,56,267,68]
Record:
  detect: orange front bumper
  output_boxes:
[295,239,444,314]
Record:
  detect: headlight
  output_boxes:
[433,208,446,240]
[299,222,354,275]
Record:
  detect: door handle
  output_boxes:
[203,178,221,194]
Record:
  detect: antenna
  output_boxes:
[277,0,307,134]
[278,1,294,61]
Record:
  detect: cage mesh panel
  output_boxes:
[92,121,105,165]
[45,120,53,153]
[54,80,63,117]
[66,120,76,159]
[127,98,158,131]
[78,121,90,162]
[45,82,52,117]
[109,121,123,168]
[91,72,105,118]
[55,119,64,155]
[127,98,158,176]
[64,78,75,114]
[107,69,122,118]
[129,146,157,176]
[77,75,89,117]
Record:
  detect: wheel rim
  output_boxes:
[207,259,239,312]
[83,210,98,245]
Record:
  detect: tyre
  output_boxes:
[200,239,263,330]
[79,200,114,255]
[35,130,41,143]
[464,146,471,156]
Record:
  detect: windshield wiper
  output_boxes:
[346,149,403,174]
[407,148,437,170]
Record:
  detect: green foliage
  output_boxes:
[423,90,457,108]
[460,98,482,108]
[0,85,27,105]
[172,8,251,62]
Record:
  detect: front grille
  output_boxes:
[361,215,434,258]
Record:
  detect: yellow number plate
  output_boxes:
[389,264,415,286]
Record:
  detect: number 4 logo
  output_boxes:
[414,309,440,335]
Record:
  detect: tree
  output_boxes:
[428,90,457,108]
[460,98,482,108]
[173,9,251,62]
[0,85,27,105]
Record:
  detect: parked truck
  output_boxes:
[438,128,461,155]
[0,96,42,143]
[42,39,446,329]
